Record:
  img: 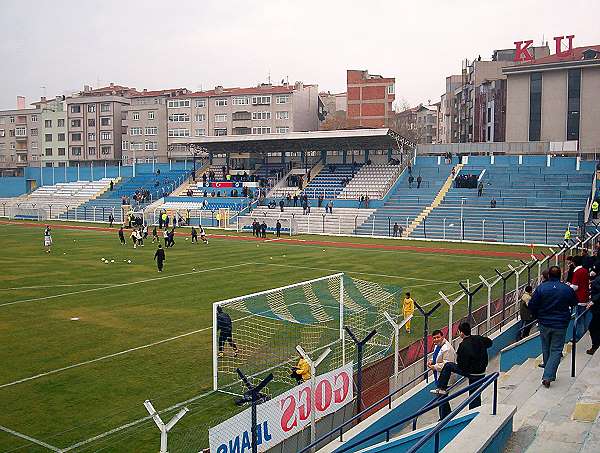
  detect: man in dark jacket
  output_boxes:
[528,265,578,387]
[217,306,238,357]
[588,274,600,355]
[153,244,165,272]
[431,322,492,410]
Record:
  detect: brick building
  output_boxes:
[346,70,395,128]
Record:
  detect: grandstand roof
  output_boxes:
[168,128,415,153]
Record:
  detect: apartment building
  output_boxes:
[165,82,319,156]
[439,75,462,143]
[32,97,68,167]
[394,104,439,144]
[65,84,132,165]
[121,88,189,164]
[0,100,42,175]
[346,69,395,128]
[504,45,600,150]
[318,91,348,130]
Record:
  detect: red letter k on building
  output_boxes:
[514,40,534,62]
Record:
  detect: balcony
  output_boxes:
[232,111,252,121]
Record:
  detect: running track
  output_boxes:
[1,220,542,259]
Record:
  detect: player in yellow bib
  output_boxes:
[403,292,415,334]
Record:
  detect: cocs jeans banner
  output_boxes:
[209,363,353,452]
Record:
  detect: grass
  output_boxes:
[0,221,546,452]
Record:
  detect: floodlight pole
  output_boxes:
[144,400,189,453]
[344,327,377,415]
[236,368,274,453]
[479,274,502,333]
[296,345,331,453]
[495,268,516,328]
[384,311,413,388]
[458,281,484,326]
[414,301,442,381]
[438,292,464,344]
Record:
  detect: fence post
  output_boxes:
[66,205,69,220]
[354,215,358,232]
[388,217,391,237]
[502,220,505,242]
[479,275,502,332]
[344,327,377,416]
[523,220,526,243]
[371,216,375,236]
[439,292,464,344]
[383,311,412,389]
[423,217,427,239]
[144,400,188,453]
[459,281,484,325]
[414,301,442,380]
[322,214,325,234]
[49,205,52,219]
[443,218,446,240]
[495,268,516,328]
[482,219,485,241]
[545,222,548,244]
[338,216,341,235]
[235,369,273,453]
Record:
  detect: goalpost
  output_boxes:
[212,273,402,394]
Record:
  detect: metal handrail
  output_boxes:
[411,376,466,431]
[406,373,500,453]
[571,304,593,377]
[330,373,499,453]
[297,370,431,453]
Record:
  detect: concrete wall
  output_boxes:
[505,74,530,142]
[540,71,567,142]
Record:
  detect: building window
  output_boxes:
[276,126,289,134]
[71,132,82,141]
[101,131,111,140]
[57,119,65,128]
[130,142,144,150]
[71,146,82,156]
[276,95,289,104]
[130,127,143,135]
[71,119,81,128]
[87,119,95,127]
[31,141,38,149]
[145,127,158,135]
[101,146,111,155]
[214,128,227,136]
[100,117,111,126]
[122,140,128,150]
[45,133,52,141]
[194,113,206,122]
[31,128,38,136]
[9,116,15,123]
[567,68,581,141]
[215,114,227,122]
[252,127,271,134]
[275,111,289,120]
[44,148,53,156]
[86,146,95,155]
[167,128,190,137]
[215,99,228,107]
[148,111,155,120]
[58,133,65,141]
[70,105,81,114]
[167,99,190,108]
[387,84,395,95]
[58,148,65,156]
[252,95,271,105]
[195,128,206,136]
[529,72,542,141]
[88,132,96,141]
[252,111,271,120]
[232,97,249,105]
[132,112,140,120]
[168,113,190,122]
[195,99,207,108]
[15,126,26,137]
[31,115,37,122]
[100,103,110,112]
[0,129,4,137]
[144,141,158,150]
[44,119,52,128]
[87,105,96,113]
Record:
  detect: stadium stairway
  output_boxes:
[404,163,463,237]
[354,157,454,237]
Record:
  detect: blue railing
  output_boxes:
[406,373,500,453]
[297,370,431,453]
[317,373,499,453]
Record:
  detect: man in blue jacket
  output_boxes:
[528,266,577,388]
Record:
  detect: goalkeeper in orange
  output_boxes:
[290,352,311,384]
[402,292,415,334]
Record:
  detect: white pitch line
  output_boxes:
[0,425,62,452]
[0,326,213,390]
[0,262,255,308]
[0,283,108,291]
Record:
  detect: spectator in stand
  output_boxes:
[408,175,414,188]
[518,285,534,340]
[109,180,114,191]
[364,194,370,209]
[318,195,324,208]
[588,272,600,355]
[293,194,298,207]
[569,255,592,341]
[478,181,484,197]
[490,198,497,208]
[431,322,492,411]
[286,193,292,206]
[427,330,456,420]
[528,266,577,388]
[279,199,285,212]
[416,175,422,189]
[581,249,594,271]
[326,200,333,214]
[566,256,575,283]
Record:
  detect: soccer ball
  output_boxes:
[110,260,115,263]
[101,258,105,261]
[127,260,131,264]
[192,268,196,271]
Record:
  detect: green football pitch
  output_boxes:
[0,221,543,452]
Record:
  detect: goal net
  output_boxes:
[235,215,296,236]
[212,273,402,394]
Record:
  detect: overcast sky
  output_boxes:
[1,0,598,110]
